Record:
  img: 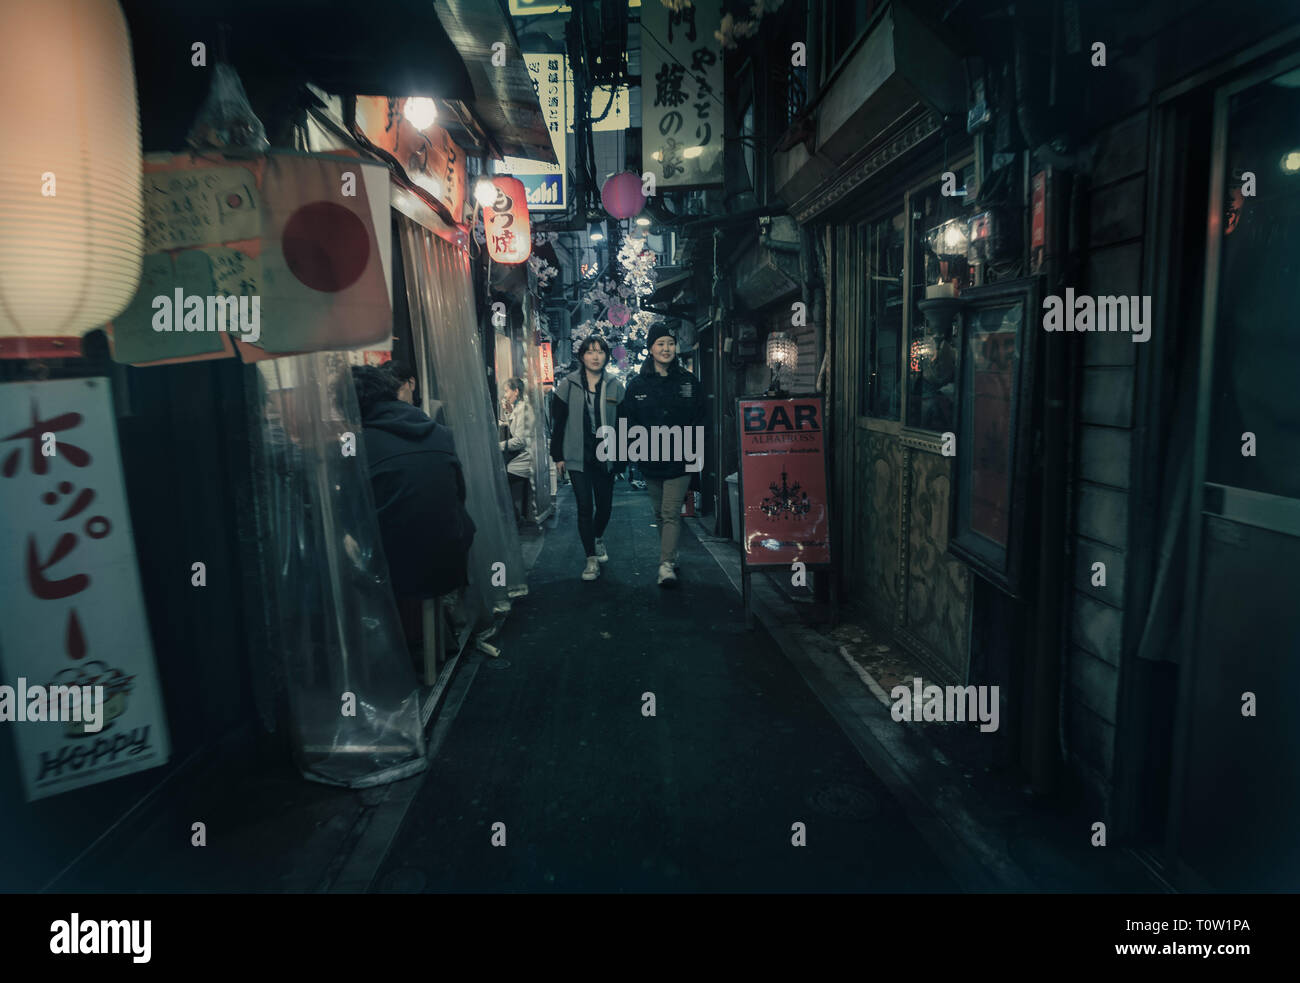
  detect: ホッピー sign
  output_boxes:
[736,396,832,568]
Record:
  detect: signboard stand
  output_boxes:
[736,394,835,629]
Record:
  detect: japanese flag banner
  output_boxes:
[0,379,171,801]
[250,153,392,354]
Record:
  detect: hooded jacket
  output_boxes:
[549,368,626,474]
[361,399,476,598]
[621,361,707,480]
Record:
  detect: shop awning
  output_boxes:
[432,0,559,165]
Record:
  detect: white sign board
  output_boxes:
[516,53,570,211]
[641,0,724,187]
[0,379,171,801]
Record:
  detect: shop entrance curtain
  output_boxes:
[398,218,527,620]
[246,352,425,788]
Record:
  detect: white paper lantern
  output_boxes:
[0,0,143,337]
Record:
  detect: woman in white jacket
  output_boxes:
[500,377,536,524]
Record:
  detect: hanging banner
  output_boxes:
[538,341,554,384]
[641,0,724,188]
[0,378,172,801]
[737,395,832,567]
[106,153,392,364]
[485,177,532,265]
[514,53,569,211]
[354,96,466,224]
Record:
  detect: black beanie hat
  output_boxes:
[646,323,674,347]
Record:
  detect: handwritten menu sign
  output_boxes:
[142,165,262,252]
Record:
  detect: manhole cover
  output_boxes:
[481,658,512,670]
[806,783,879,820]
[377,867,427,893]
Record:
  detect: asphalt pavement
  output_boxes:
[370,481,958,892]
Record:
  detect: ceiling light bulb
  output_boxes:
[635,216,651,226]
[403,97,438,131]
[474,177,497,207]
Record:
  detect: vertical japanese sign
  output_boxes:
[641,0,723,188]
[538,341,554,384]
[515,54,569,211]
[354,96,466,223]
[737,396,832,567]
[0,379,171,801]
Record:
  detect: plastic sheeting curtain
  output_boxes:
[521,293,554,523]
[246,353,425,787]
[398,217,528,622]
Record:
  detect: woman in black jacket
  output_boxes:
[622,325,706,587]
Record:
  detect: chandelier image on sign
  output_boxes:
[760,470,811,519]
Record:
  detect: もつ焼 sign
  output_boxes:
[737,396,832,568]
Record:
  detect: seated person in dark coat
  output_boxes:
[350,365,476,601]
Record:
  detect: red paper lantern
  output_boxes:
[484,176,531,265]
[601,171,646,219]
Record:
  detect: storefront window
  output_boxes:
[906,163,977,432]
[860,212,904,419]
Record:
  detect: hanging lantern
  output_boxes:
[766,330,798,372]
[601,171,647,220]
[483,176,531,265]
[0,0,144,342]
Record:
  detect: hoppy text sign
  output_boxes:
[737,396,832,567]
[0,379,171,800]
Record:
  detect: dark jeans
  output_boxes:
[508,473,530,521]
[569,465,614,558]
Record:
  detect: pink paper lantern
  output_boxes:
[601,171,646,220]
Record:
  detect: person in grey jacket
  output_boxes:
[549,335,626,581]
[499,377,535,523]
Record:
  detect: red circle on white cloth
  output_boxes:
[281,202,370,292]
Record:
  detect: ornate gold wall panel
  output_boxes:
[902,449,971,680]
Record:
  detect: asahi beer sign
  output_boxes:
[0,379,171,801]
[515,53,569,211]
[641,0,723,188]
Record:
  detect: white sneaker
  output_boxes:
[657,562,678,588]
[582,557,601,581]
[594,538,609,562]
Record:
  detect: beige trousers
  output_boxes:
[645,475,692,566]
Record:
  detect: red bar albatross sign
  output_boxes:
[737,396,832,567]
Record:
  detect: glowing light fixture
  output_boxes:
[588,221,605,242]
[403,97,438,131]
[0,0,144,339]
[1281,150,1300,174]
[635,215,651,227]
[682,146,704,159]
[474,176,498,208]
[766,330,798,372]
